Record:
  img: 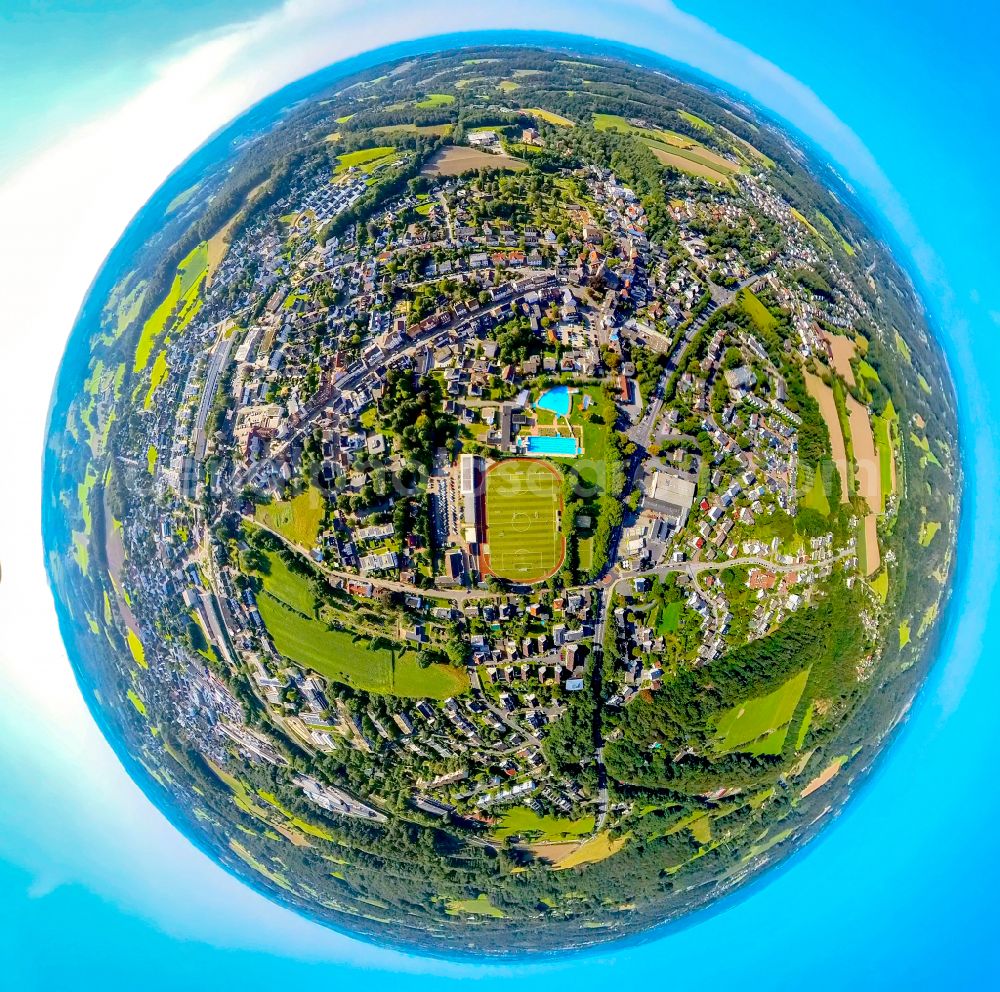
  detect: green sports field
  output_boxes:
[484,459,564,582]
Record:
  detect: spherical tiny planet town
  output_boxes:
[44,44,959,955]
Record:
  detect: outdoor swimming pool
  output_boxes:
[536,385,571,417]
[525,435,579,456]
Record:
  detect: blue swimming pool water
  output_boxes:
[526,435,578,455]
[536,385,571,417]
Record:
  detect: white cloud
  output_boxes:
[0,0,967,971]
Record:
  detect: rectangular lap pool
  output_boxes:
[525,435,579,456]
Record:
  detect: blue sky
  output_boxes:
[1,2,999,988]
[0,0,275,170]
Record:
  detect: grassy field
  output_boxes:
[655,600,682,635]
[256,553,466,698]
[258,551,317,615]
[446,894,505,918]
[870,569,889,603]
[165,182,200,214]
[689,813,712,844]
[727,131,776,169]
[678,109,712,131]
[493,806,595,841]
[899,620,912,648]
[919,520,941,546]
[894,329,912,362]
[790,207,821,239]
[126,628,147,669]
[857,359,880,382]
[713,668,811,755]
[800,465,832,516]
[257,594,466,698]
[415,92,455,108]
[133,242,207,372]
[815,210,856,255]
[334,146,397,176]
[143,349,169,410]
[740,288,778,333]
[485,459,564,582]
[254,487,325,547]
[146,445,158,474]
[872,413,894,509]
[910,431,943,468]
[795,703,814,749]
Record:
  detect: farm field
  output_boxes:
[554,831,628,869]
[846,394,881,516]
[254,487,325,547]
[826,333,858,386]
[857,359,880,382]
[725,129,776,168]
[593,112,735,183]
[421,146,527,176]
[804,371,851,502]
[373,122,452,137]
[713,667,811,755]
[649,147,731,184]
[800,755,848,798]
[795,704,814,749]
[494,806,595,841]
[527,107,575,126]
[484,458,564,582]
